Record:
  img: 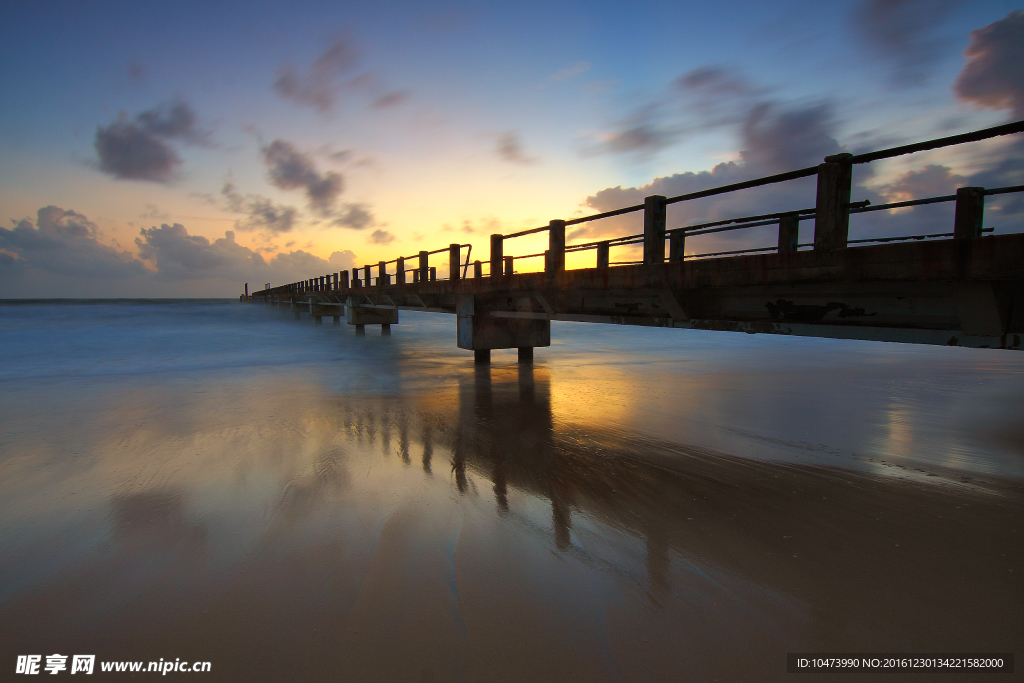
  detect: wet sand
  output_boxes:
[1,303,1021,681]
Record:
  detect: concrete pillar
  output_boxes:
[340,271,349,289]
[419,251,429,282]
[351,268,359,288]
[778,213,800,253]
[504,256,514,276]
[363,265,371,287]
[643,195,667,264]
[490,234,503,277]
[518,347,534,363]
[669,231,685,262]
[355,324,365,336]
[474,349,490,364]
[314,316,323,325]
[333,316,340,324]
[449,244,461,280]
[547,220,565,276]
[430,266,437,282]
[457,294,550,354]
[473,260,482,278]
[378,261,387,286]
[397,257,406,284]
[597,241,610,268]
[954,187,985,239]
[413,270,419,283]
[382,324,392,335]
[814,153,853,251]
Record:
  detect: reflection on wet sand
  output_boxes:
[1,362,1021,682]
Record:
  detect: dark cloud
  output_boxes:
[1,206,149,285]
[496,131,538,164]
[877,164,966,202]
[93,101,208,183]
[372,91,408,109]
[262,139,344,215]
[368,229,395,244]
[954,11,1024,119]
[589,65,760,158]
[854,0,964,86]
[332,203,374,230]
[740,102,842,174]
[221,181,298,234]
[126,61,146,82]
[273,36,361,112]
[1,206,357,297]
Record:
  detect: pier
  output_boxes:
[248,121,1024,357]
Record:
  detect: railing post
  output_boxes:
[814,153,852,251]
[429,266,437,281]
[954,187,985,239]
[643,195,667,264]
[449,244,461,280]
[363,265,371,287]
[547,220,565,276]
[668,231,685,262]
[504,256,514,275]
[473,260,482,278]
[490,234,503,277]
[351,268,360,288]
[396,257,405,284]
[340,271,349,289]
[418,251,429,283]
[597,241,610,268]
[778,213,799,253]
[378,261,387,286]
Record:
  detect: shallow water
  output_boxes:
[1,300,1021,681]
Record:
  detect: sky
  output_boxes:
[1,0,1022,297]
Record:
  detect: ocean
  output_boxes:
[1,300,1021,681]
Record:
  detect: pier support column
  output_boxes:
[419,251,429,283]
[333,316,340,324]
[474,349,490,364]
[382,324,392,335]
[518,347,534,363]
[491,234,504,278]
[450,244,461,281]
[669,231,685,262]
[954,187,985,239]
[547,220,565,277]
[457,294,550,358]
[643,195,667,264]
[778,213,799,253]
[355,324,365,335]
[814,153,852,251]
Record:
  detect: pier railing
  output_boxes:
[257,120,1024,296]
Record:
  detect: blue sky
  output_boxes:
[1,0,1021,296]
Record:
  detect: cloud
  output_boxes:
[93,101,208,183]
[332,203,374,229]
[953,11,1024,119]
[853,0,964,86]
[1,206,149,285]
[262,139,344,215]
[368,229,395,244]
[587,65,759,158]
[221,181,298,234]
[328,250,357,270]
[1,206,358,297]
[496,131,538,164]
[550,61,590,82]
[877,164,967,203]
[740,102,842,174]
[273,35,364,112]
[372,91,408,109]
